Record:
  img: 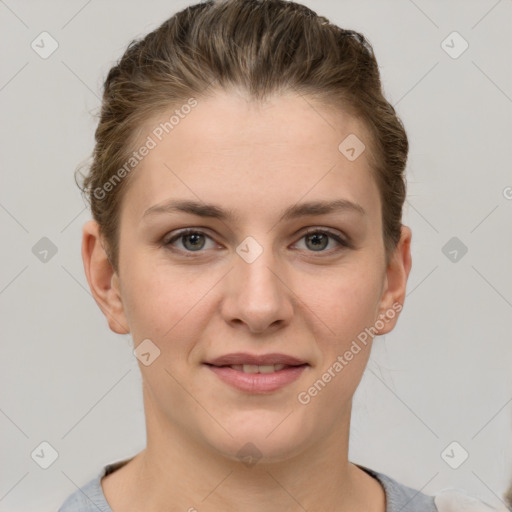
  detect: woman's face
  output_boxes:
[87,88,411,463]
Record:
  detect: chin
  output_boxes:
[202,419,313,466]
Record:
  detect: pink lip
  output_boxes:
[205,352,307,367]
[205,364,308,393]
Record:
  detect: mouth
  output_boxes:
[204,352,309,367]
[204,363,310,395]
[204,363,308,373]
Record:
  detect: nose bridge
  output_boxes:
[223,234,292,332]
[236,234,282,302]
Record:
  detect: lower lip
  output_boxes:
[205,364,308,393]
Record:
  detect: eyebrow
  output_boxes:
[142,198,366,223]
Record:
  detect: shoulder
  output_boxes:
[58,472,109,512]
[58,460,129,512]
[357,464,438,512]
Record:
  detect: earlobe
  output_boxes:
[81,220,130,335]
[375,225,412,335]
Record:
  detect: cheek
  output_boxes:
[310,265,383,340]
[297,270,382,415]
[121,261,216,347]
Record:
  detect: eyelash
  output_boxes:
[162,228,352,257]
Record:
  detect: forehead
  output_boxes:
[120,89,380,225]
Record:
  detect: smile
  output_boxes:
[222,363,287,373]
[205,363,308,393]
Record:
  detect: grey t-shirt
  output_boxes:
[58,460,438,512]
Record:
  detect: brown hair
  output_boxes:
[76,0,408,273]
[505,481,512,510]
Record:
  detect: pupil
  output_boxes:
[307,233,327,251]
[184,233,204,250]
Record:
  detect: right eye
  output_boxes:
[163,229,218,255]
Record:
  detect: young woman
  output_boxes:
[58,1,505,510]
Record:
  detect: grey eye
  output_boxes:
[304,232,330,251]
[181,233,206,251]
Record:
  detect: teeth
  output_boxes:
[228,364,287,373]
[258,365,279,373]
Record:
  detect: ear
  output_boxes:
[81,220,130,335]
[375,225,412,335]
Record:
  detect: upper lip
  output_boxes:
[205,352,308,367]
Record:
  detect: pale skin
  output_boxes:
[82,88,412,512]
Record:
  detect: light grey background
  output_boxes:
[1,0,511,510]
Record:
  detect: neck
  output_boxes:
[102,393,385,512]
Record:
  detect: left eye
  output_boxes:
[164,229,216,252]
[295,229,348,252]
[163,229,348,254]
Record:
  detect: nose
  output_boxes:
[220,241,294,334]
